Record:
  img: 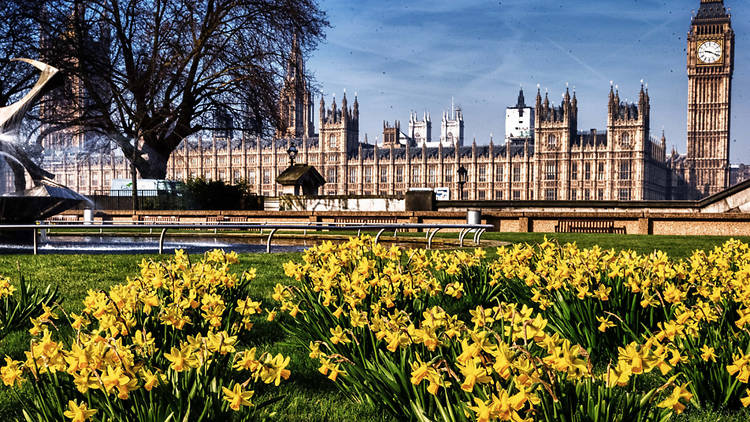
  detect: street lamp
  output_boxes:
[287,144,298,166]
[457,165,468,200]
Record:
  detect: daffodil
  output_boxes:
[329,325,351,345]
[0,357,24,387]
[657,383,693,414]
[700,345,717,362]
[222,383,254,411]
[63,400,97,422]
[260,353,291,386]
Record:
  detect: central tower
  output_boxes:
[685,0,734,199]
[277,35,315,139]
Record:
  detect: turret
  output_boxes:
[535,86,542,110]
[331,95,338,122]
[517,88,526,109]
[614,86,620,108]
[639,81,647,107]
[277,31,314,138]
[341,91,348,120]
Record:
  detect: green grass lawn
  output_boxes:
[1,233,749,421]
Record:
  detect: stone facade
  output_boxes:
[731,165,750,186]
[39,84,668,201]
[408,112,431,145]
[531,84,668,202]
[439,102,464,148]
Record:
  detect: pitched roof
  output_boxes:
[276,164,325,185]
[694,0,729,21]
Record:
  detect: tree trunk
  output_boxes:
[131,142,170,179]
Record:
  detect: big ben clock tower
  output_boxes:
[686,0,734,199]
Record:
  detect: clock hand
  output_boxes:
[702,50,719,59]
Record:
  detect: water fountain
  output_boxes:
[0,59,88,226]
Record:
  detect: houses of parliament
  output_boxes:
[28,0,738,201]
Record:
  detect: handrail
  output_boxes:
[3,222,494,255]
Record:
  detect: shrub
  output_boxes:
[182,178,261,210]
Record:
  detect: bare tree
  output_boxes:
[42,0,328,179]
[0,1,54,191]
[0,2,42,108]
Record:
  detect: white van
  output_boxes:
[110,179,181,196]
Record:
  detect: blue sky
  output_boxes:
[307,0,750,163]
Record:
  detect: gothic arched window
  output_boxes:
[621,132,631,148]
[329,135,337,149]
[547,134,557,148]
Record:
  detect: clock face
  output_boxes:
[698,41,722,64]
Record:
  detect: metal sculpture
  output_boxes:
[0,59,60,189]
[0,59,88,225]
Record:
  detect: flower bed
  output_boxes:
[275,237,750,421]
[2,249,288,421]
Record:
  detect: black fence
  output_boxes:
[77,190,186,211]
[77,190,264,211]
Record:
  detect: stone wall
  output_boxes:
[273,195,405,212]
[55,208,750,236]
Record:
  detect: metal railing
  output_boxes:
[80,190,186,211]
[1,222,492,255]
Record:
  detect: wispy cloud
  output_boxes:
[309,0,750,162]
[543,37,610,84]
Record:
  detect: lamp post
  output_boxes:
[131,136,140,213]
[287,144,298,166]
[457,165,467,200]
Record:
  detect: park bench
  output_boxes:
[204,216,261,233]
[143,216,179,233]
[48,215,79,223]
[555,219,626,234]
[223,216,260,232]
[333,216,399,225]
[333,216,403,235]
[143,216,179,224]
